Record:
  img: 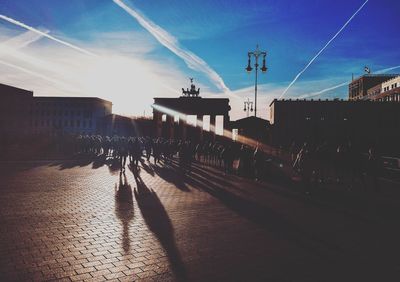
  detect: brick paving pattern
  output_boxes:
[1,158,400,281]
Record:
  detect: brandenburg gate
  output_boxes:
[153,78,231,141]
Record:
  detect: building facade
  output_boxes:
[1,83,113,137]
[360,75,400,102]
[348,74,397,100]
[229,116,270,143]
[31,97,112,136]
[0,83,33,137]
[377,76,400,101]
[269,99,400,155]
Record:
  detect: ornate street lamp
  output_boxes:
[243,98,253,117]
[246,44,267,117]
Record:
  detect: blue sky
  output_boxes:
[0,0,399,120]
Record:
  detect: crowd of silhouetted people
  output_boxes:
[73,134,386,194]
[290,140,382,193]
[74,135,269,179]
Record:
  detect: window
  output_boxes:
[70,120,74,127]
[77,120,81,127]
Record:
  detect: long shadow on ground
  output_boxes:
[115,171,134,253]
[152,163,191,192]
[133,170,187,282]
[173,163,345,260]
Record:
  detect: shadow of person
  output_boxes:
[56,155,94,170]
[182,170,344,259]
[115,171,134,253]
[92,153,107,169]
[133,173,187,281]
[152,163,191,192]
[139,159,155,177]
[108,157,122,175]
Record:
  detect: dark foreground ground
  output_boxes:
[0,157,400,282]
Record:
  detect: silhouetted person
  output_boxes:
[222,145,234,174]
[238,145,252,177]
[254,146,265,181]
[314,141,330,185]
[145,137,153,161]
[289,140,298,163]
[346,141,366,190]
[295,143,313,194]
[132,139,142,169]
[119,138,128,172]
[334,142,347,184]
[367,146,381,192]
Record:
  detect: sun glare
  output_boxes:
[82,56,157,116]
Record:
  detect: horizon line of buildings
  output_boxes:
[267,73,400,154]
[1,72,400,154]
[0,83,155,138]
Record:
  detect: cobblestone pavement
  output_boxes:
[1,158,400,282]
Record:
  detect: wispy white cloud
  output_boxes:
[113,0,230,93]
[0,58,78,92]
[0,14,97,56]
[0,25,198,116]
[280,0,369,98]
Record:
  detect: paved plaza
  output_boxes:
[1,158,400,281]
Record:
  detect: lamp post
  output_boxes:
[243,98,253,117]
[246,44,267,117]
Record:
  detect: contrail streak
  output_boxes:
[113,0,230,93]
[279,0,369,99]
[375,65,400,74]
[299,64,400,99]
[0,14,96,56]
[0,59,79,93]
[298,82,349,99]
[2,29,48,49]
